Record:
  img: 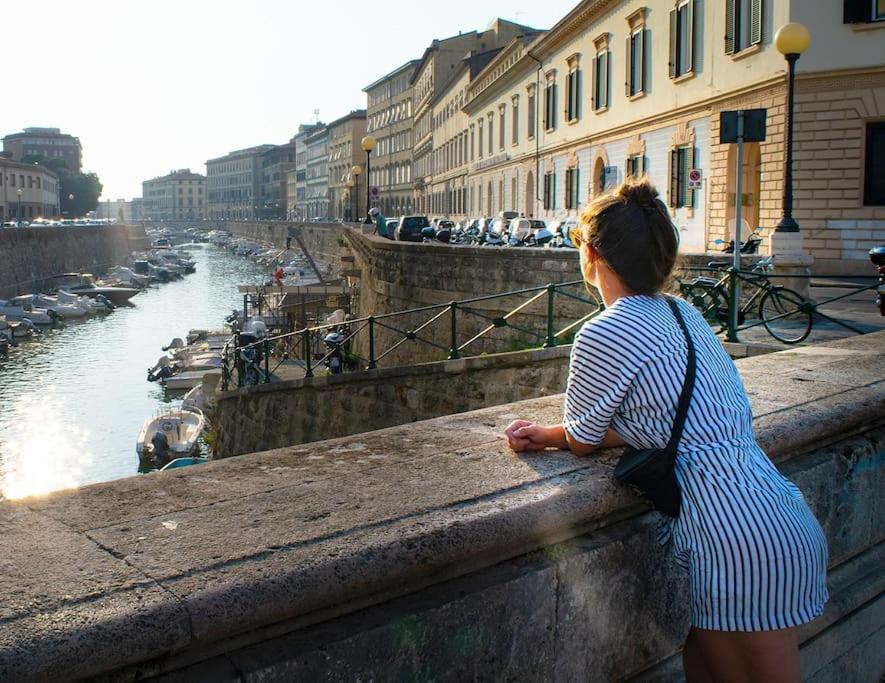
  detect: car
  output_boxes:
[436,219,455,231]
[386,218,399,233]
[395,215,431,242]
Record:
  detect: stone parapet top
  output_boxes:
[1,332,883,680]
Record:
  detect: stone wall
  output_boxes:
[214,346,572,458]
[0,225,139,298]
[0,332,881,681]
[215,220,347,267]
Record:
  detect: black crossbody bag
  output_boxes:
[613,297,696,518]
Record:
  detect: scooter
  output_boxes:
[718,227,763,254]
[870,246,885,316]
[323,329,346,374]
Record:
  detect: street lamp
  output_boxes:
[351,164,362,223]
[361,135,376,222]
[16,188,23,221]
[774,22,811,233]
[346,178,355,222]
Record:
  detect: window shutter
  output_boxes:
[638,154,645,175]
[603,52,609,107]
[575,69,581,119]
[592,55,598,109]
[575,168,580,207]
[626,35,632,97]
[750,0,763,45]
[843,0,869,23]
[637,29,645,93]
[553,173,557,210]
[668,8,678,79]
[669,149,678,207]
[725,0,736,54]
[687,0,696,74]
[685,146,697,208]
[565,170,571,209]
[625,158,632,179]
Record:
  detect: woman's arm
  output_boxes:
[504,421,627,456]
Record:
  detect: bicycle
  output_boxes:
[680,256,813,344]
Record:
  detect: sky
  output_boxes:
[3,0,578,201]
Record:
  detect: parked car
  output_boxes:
[386,218,399,234]
[395,215,431,242]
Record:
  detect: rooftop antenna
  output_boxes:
[314,109,320,124]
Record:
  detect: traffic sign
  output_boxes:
[370,186,380,198]
[688,169,703,190]
[720,109,767,143]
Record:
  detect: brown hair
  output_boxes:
[577,179,679,295]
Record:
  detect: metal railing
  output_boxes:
[221,280,602,390]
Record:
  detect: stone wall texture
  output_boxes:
[0,225,140,298]
[214,346,572,457]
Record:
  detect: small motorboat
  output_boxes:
[136,408,205,468]
[162,370,215,391]
[0,300,57,325]
[10,293,90,320]
[0,316,35,341]
[56,289,114,313]
[54,274,139,306]
[105,266,151,289]
[160,456,208,471]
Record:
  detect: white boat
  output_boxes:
[10,293,90,320]
[163,370,215,391]
[0,316,35,341]
[0,300,56,325]
[136,408,205,467]
[105,266,151,289]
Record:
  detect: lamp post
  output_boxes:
[16,188,23,222]
[361,135,376,222]
[774,22,811,233]
[346,178,355,222]
[351,164,362,223]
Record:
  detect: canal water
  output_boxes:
[0,245,267,500]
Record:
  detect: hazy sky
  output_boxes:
[4,0,577,200]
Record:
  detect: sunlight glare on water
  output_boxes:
[0,245,267,500]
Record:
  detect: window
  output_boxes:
[627,28,646,97]
[512,97,520,145]
[478,120,484,159]
[669,146,696,208]
[566,59,581,121]
[499,180,504,211]
[488,114,495,155]
[669,0,696,79]
[543,171,556,210]
[843,0,885,22]
[565,168,580,210]
[625,154,645,179]
[527,86,537,139]
[592,41,609,111]
[864,122,885,205]
[726,0,763,54]
[544,77,557,131]
[499,106,506,151]
[470,125,475,161]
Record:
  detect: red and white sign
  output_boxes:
[688,169,703,189]
[370,186,380,198]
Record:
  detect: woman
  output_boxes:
[505,180,828,682]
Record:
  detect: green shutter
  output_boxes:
[626,35,632,97]
[592,55,598,109]
[637,29,645,93]
[552,173,557,210]
[669,8,678,79]
[603,52,609,107]
[725,0,736,54]
[575,168,581,207]
[687,0,695,74]
[669,150,678,207]
[750,0,763,46]
[843,0,869,23]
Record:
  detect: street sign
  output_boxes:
[370,186,380,198]
[720,109,767,143]
[604,166,619,190]
[688,169,703,190]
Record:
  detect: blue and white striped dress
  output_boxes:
[563,294,829,632]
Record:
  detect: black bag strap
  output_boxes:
[664,297,696,456]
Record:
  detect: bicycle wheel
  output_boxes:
[682,281,725,325]
[759,287,812,344]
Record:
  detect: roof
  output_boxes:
[0,157,59,178]
[363,60,421,93]
[206,145,275,164]
[326,109,367,130]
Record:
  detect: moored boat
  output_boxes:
[136,408,205,468]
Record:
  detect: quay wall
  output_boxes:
[214,345,573,457]
[0,332,882,681]
[0,225,144,298]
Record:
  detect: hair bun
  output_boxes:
[618,179,661,210]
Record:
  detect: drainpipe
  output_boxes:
[527,50,543,218]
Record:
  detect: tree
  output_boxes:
[21,154,103,217]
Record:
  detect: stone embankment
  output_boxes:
[0,224,149,298]
[0,332,881,681]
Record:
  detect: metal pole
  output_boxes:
[448,302,460,359]
[776,54,800,232]
[544,284,557,347]
[263,338,270,384]
[365,151,371,219]
[302,328,313,378]
[367,316,377,369]
[727,111,745,343]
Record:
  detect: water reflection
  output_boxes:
[0,245,267,500]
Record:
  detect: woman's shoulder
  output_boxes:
[575,296,667,364]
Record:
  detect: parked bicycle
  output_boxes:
[680,256,813,344]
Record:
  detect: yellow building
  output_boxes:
[460,0,884,272]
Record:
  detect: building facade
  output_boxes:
[260,144,296,220]
[364,61,419,218]
[2,127,83,172]
[327,110,367,221]
[142,169,207,221]
[0,158,60,221]
[206,145,274,220]
[411,19,540,215]
[304,126,330,220]
[291,124,322,221]
[457,0,884,268]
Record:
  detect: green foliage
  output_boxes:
[21,154,103,217]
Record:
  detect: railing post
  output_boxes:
[263,337,271,384]
[448,302,460,360]
[726,267,740,343]
[544,284,557,348]
[302,328,313,378]
[235,331,243,388]
[368,316,377,369]
[221,348,230,392]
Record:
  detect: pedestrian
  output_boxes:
[273,266,284,290]
[369,207,391,239]
[504,179,828,683]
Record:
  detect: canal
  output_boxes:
[0,245,267,500]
